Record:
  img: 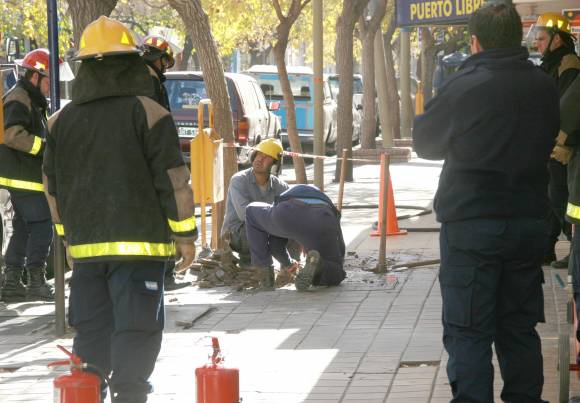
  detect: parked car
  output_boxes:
[165,71,282,166]
[244,65,337,151]
[1,64,16,93]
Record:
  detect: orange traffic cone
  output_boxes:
[371,157,407,237]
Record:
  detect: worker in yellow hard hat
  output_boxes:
[533,13,580,269]
[43,16,197,403]
[221,138,291,281]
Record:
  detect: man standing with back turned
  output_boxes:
[43,17,197,403]
[413,3,559,403]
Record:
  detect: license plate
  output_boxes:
[178,126,198,137]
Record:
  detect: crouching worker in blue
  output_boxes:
[413,3,559,403]
[42,17,197,403]
[245,184,346,291]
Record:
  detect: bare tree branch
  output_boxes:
[272,0,286,23]
[299,0,312,14]
[142,0,166,9]
[367,0,387,33]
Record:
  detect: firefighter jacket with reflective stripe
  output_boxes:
[559,55,580,224]
[43,54,197,261]
[0,78,48,192]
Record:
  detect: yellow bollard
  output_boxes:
[415,81,424,116]
[190,99,224,250]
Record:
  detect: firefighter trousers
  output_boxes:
[69,260,165,403]
[4,190,53,269]
[440,218,546,403]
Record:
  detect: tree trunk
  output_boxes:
[191,51,200,70]
[249,48,262,66]
[273,29,307,184]
[334,0,369,182]
[358,0,385,149]
[179,34,193,70]
[360,36,376,149]
[168,0,237,248]
[67,0,118,48]
[419,27,435,103]
[271,0,310,184]
[383,18,400,139]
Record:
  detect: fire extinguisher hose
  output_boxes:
[85,363,116,403]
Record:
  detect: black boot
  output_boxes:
[295,250,321,291]
[250,266,275,290]
[1,267,26,302]
[26,267,54,301]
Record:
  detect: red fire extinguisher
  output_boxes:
[48,345,101,403]
[196,337,240,403]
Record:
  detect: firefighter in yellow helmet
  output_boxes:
[43,16,197,403]
[142,35,173,111]
[534,13,580,268]
[221,138,288,275]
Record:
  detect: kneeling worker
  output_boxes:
[221,138,288,265]
[245,184,346,290]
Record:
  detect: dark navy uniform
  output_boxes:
[413,46,559,403]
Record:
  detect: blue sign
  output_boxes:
[397,0,486,27]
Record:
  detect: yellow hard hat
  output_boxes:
[536,12,572,34]
[254,138,283,161]
[74,16,140,60]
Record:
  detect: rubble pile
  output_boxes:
[190,249,261,291]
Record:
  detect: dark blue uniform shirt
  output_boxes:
[413,46,560,223]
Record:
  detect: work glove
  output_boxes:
[556,130,568,146]
[551,144,572,165]
[174,237,197,273]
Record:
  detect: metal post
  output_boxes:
[337,149,348,212]
[400,27,412,138]
[47,0,66,337]
[374,29,392,148]
[377,153,390,273]
[313,0,324,190]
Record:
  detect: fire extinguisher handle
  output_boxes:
[47,360,71,368]
[211,337,223,365]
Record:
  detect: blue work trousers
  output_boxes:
[69,260,165,403]
[245,199,346,286]
[440,218,546,403]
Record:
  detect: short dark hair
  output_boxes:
[468,2,523,50]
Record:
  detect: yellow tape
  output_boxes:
[69,241,175,259]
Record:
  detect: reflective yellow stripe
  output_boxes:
[29,136,42,155]
[168,216,197,233]
[69,241,175,259]
[567,202,580,220]
[55,224,65,236]
[0,176,44,192]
